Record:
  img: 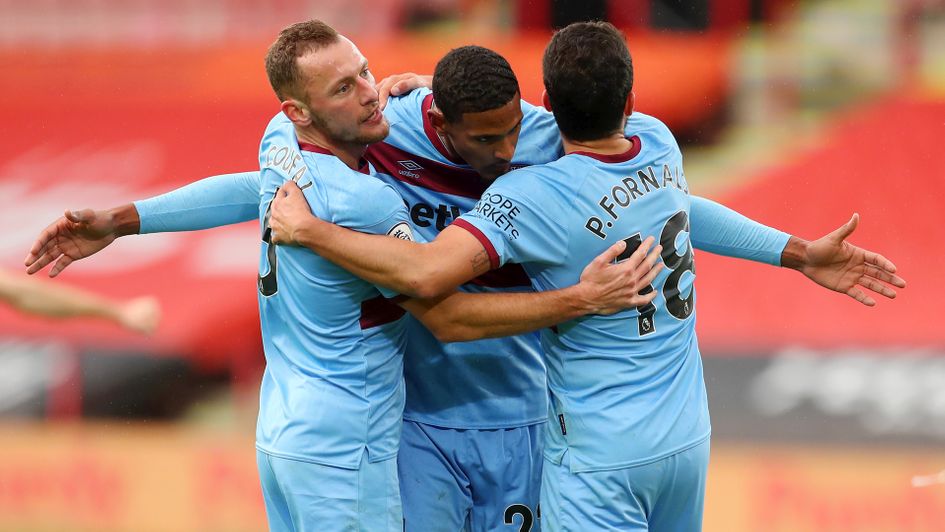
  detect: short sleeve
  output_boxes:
[337,181,423,299]
[454,171,569,269]
[382,88,430,126]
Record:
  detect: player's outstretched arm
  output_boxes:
[401,238,664,342]
[270,180,487,299]
[24,171,261,278]
[133,171,260,233]
[688,198,904,305]
[0,269,161,335]
[689,196,790,266]
[780,213,906,306]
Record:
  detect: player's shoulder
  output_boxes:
[260,112,293,152]
[259,115,310,184]
[383,87,431,125]
[519,98,556,129]
[475,162,578,232]
[489,159,576,199]
[515,99,564,163]
[261,111,292,138]
[627,112,679,149]
[380,88,444,159]
[626,111,669,134]
[334,174,406,230]
[306,160,404,228]
[298,153,367,195]
[299,149,349,177]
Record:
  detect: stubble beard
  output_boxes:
[312,111,389,146]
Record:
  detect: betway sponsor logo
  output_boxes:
[409,201,464,231]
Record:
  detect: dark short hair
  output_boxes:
[264,19,339,102]
[432,46,520,123]
[542,21,633,141]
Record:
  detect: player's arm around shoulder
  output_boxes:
[398,236,664,343]
[267,179,491,299]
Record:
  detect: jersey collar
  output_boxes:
[421,94,468,165]
[572,136,643,163]
[299,141,371,175]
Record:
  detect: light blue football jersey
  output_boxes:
[132,97,788,436]
[255,112,412,468]
[366,88,562,429]
[456,117,711,472]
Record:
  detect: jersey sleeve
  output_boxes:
[689,195,791,266]
[454,171,569,269]
[355,184,419,240]
[334,181,423,298]
[135,171,260,233]
[382,88,430,125]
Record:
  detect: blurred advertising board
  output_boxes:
[0,423,265,532]
[705,348,945,446]
[705,444,945,532]
[0,423,942,532]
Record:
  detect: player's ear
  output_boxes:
[427,106,448,134]
[623,91,635,118]
[281,99,312,126]
[541,90,552,112]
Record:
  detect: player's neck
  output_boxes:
[429,101,466,163]
[295,127,367,170]
[436,130,462,161]
[562,132,632,156]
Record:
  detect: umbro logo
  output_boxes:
[396,160,423,179]
[397,160,423,171]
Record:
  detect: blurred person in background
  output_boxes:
[0,268,160,335]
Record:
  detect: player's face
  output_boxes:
[297,37,389,145]
[442,96,523,181]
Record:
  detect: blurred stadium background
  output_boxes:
[1,0,943,530]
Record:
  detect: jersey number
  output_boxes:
[616,210,694,335]
[504,504,538,532]
[258,194,278,296]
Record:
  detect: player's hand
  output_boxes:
[795,214,906,306]
[377,73,433,111]
[577,237,664,315]
[269,181,314,246]
[24,209,119,278]
[118,296,162,335]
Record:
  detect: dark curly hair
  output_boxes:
[432,46,520,123]
[542,21,633,141]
